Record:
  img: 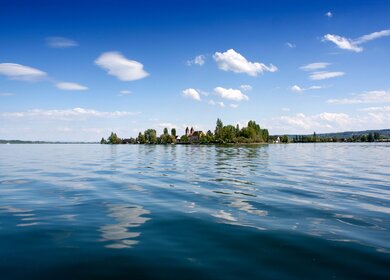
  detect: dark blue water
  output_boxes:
[0,143,389,279]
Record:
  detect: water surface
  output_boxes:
[0,143,389,279]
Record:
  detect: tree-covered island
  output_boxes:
[100,118,390,145]
[101,119,269,144]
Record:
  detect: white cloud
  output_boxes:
[268,112,353,133]
[118,90,132,96]
[95,52,149,81]
[208,100,226,108]
[291,85,323,93]
[240,84,252,91]
[187,55,206,66]
[213,49,277,76]
[359,106,390,112]
[56,82,88,91]
[300,62,331,71]
[214,87,249,101]
[291,85,303,93]
[328,90,390,104]
[182,88,201,101]
[157,122,179,130]
[0,108,139,120]
[323,30,390,52]
[309,71,345,80]
[325,11,333,18]
[45,37,78,48]
[230,104,239,108]
[0,63,47,81]
[266,107,390,134]
[285,42,296,48]
[323,34,362,52]
[217,101,225,108]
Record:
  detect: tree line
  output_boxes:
[275,131,384,143]
[100,119,270,144]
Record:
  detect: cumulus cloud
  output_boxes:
[328,90,390,104]
[240,84,252,91]
[323,30,390,52]
[0,108,139,120]
[187,55,206,66]
[0,63,47,81]
[309,71,344,80]
[45,37,78,48]
[291,85,322,93]
[300,62,331,71]
[214,87,249,101]
[56,82,88,91]
[182,88,201,101]
[95,52,149,81]
[213,49,277,76]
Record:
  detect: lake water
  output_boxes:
[0,143,389,279]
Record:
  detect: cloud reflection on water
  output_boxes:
[99,204,150,249]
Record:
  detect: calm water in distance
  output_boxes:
[0,143,389,279]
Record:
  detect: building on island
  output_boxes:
[185,126,204,142]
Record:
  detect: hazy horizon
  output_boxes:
[1,0,389,141]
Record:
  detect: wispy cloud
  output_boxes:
[214,87,249,101]
[213,49,277,76]
[0,92,15,96]
[0,108,140,120]
[300,62,331,71]
[209,100,225,108]
[45,37,78,48]
[0,63,47,81]
[56,82,88,91]
[309,71,344,80]
[291,85,322,93]
[328,90,390,104]
[118,90,132,96]
[240,84,252,91]
[285,42,296,48]
[187,55,206,66]
[95,52,149,81]
[182,88,201,101]
[323,29,390,52]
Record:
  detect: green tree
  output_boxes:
[180,135,189,143]
[281,135,289,143]
[108,132,121,144]
[160,128,172,144]
[368,132,374,142]
[137,132,146,144]
[215,118,223,142]
[100,137,106,144]
[374,132,380,140]
[171,128,176,137]
[144,129,157,144]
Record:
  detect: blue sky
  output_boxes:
[0,0,389,141]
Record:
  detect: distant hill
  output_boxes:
[0,140,97,144]
[283,129,390,139]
